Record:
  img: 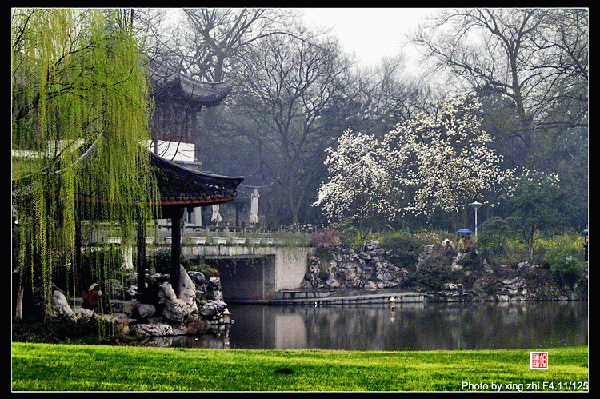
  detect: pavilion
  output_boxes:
[145,151,243,295]
[140,61,241,296]
[148,60,232,148]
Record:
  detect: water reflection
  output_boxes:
[227,301,587,351]
[142,332,230,349]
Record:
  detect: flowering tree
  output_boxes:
[386,92,512,223]
[314,130,400,226]
[315,92,511,227]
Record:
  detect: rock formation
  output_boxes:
[302,240,409,290]
[157,265,198,323]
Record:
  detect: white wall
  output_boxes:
[148,140,195,162]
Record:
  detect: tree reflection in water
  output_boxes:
[227,301,587,351]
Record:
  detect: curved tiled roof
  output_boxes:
[150,151,243,207]
[13,148,243,211]
[148,61,232,108]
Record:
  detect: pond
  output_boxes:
[147,301,587,351]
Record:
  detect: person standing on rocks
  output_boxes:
[460,233,475,253]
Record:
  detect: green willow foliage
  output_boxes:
[12,9,159,316]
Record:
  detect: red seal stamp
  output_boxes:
[530,352,548,369]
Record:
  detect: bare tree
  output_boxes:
[172,9,298,166]
[412,8,588,168]
[349,56,439,137]
[237,29,351,224]
[180,9,291,81]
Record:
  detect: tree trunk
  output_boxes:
[74,208,82,296]
[136,218,147,299]
[196,107,217,169]
[13,270,23,319]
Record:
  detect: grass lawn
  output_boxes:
[12,343,588,392]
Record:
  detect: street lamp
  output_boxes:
[469,201,483,240]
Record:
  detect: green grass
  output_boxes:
[12,343,588,392]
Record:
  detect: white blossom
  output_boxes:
[314,92,513,223]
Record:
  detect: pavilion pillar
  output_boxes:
[170,207,184,297]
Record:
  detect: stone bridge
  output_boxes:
[165,227,315,302]
[93,224,315,302]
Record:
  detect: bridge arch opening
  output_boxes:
[205,255,275,302]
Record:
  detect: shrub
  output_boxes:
[456,249,482,271]
[314,228,343,249]
[196,265,219,278]
[414,258,455,293]
[12,315,120,345]
[542,241,586,290]
[380,233,423,270]
[478,217,511,255]
[478,224,587,272]
[148,249,192,274]
[415,230,442,246]
[148,249,171,274]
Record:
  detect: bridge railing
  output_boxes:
[155,224,319,247]
[83,221,323,247]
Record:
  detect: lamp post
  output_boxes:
[469,201,483,240]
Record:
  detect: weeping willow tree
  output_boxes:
[12,8,159,319]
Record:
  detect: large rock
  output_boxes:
[134,323,174,337]
[207,277,224,301]
[188,271,206,286]
[188,271,206,296]
[206,276,222,291]
[200,300,227,321]
[365,240,381,251]
[178,266,197,305]
[157,266,198,323]
[126,285,139,300]
[51,290,75,319]
[74,307,94,319]
[417,244,435,270]
[134,303,156,319]
[325,275,340,289]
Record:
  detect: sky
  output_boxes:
[299,8,438,70]
[164,8,442,78]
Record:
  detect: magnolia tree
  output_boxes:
[387,92,512,221]
[315,92,512,226]
[314,130,402,226]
